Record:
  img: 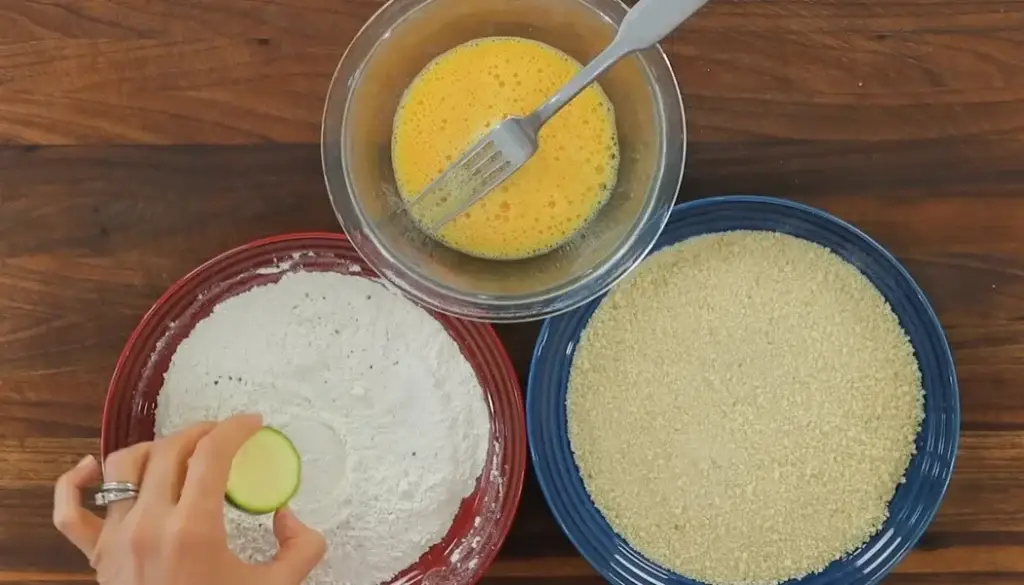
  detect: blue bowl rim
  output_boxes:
[527,194,961,585]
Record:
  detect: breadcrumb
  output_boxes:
[568,230,923,585]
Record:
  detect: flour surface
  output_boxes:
[155,271,491,585]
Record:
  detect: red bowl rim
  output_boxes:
[101,231,527,584]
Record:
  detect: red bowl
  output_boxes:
[102,232,526,585]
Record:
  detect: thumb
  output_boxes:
[266,507,326,583]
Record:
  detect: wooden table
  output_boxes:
[2,0,1023,583]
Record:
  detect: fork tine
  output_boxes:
[467,149,503,177]
[428,159,515,229]
[407,124,525,231]
[459,138,499,170]
[478,159,513,188]
[456,153,511,207]
[412,139,495,207]
[460,141,496,171]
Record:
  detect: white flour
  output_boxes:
[154,271,492,585]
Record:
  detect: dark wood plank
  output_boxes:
[2,0,1024,143]
[0,0,381,42]
[0,438,98,485]
[0,578,91,584]
[0,145,335,437]
[0,39,340,144]
[0,439,97,576]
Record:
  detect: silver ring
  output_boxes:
[100,481,141,493]
[95,489,139,507]
[94,482,141,507]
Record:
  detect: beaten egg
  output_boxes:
[392,36,620,260]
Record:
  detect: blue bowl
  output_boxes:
[527,196,960,585]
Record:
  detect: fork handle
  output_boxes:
[615,0,711,54]
[530,0,710,126]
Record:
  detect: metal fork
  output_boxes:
[405,0,711,231]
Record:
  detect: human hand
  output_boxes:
[53,414,326,585]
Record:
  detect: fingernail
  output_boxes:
[228,412,263,425]
[278,506,302,527]
[77,455,95,468]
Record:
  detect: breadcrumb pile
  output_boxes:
[568,230,924,585]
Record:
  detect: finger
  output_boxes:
[138,422,216,507]
[179,413,263,511]
[53,455,104,555]
[101,441,152,521]
[264,508,326,583]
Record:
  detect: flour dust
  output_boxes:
[154,271,492,585]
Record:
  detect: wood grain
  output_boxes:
[2,143,1024,581]
[2,0,1024,583]
[1,0,1024,144]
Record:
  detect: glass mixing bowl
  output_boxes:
[322,0,685,322]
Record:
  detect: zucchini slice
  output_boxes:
[225,426,301,514]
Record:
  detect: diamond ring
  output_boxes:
[94,482,141,507]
